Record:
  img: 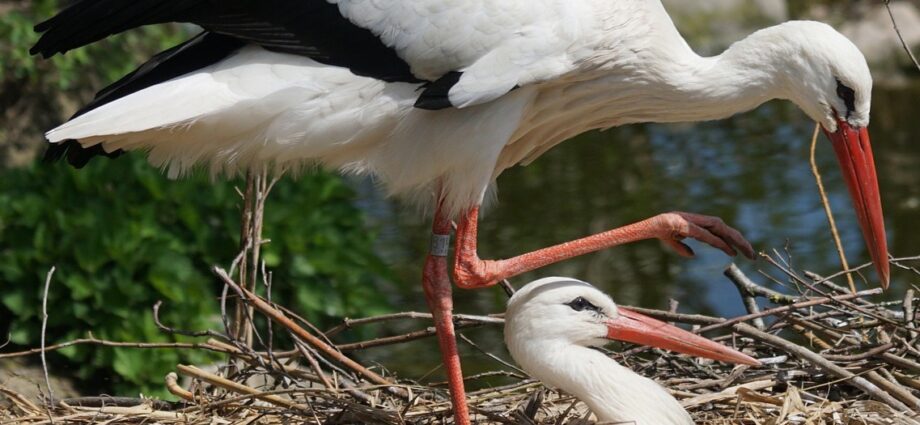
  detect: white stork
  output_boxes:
[505,277,759,424]
[32,1,889,423]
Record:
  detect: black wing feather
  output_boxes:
[32,0,422,83]
[35,0,432,167]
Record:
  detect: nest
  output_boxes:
[2,251,920,424]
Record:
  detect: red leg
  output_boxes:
[422,206,470,425]
[453,207,755,289]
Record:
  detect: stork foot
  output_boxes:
[653,212,755,259]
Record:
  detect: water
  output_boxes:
[350,83,920,385]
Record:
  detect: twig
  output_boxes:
[295,342,336,391]
[214,267,404,395]
[809,123,857,293]
[458,333,526,375]
[905,289,917,340]
[0,337,235,359]
[733,323,911,412]
[177,364,307,411]
[724,263,800,304]
[625,307,724,325]
[864,370,920,412]
[165,372,196,402]
[325,311,502,337]
[724,265,766,329]
[40,266,56,404]
[822,343,895,362]
[695,288,882,334]
[884,0,920,72]
[761,254,901,327]
[152,301,227,339]
[0,385,42,414]
[234,171,255,344]
[53,396,176,411]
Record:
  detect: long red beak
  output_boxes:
[607,308,760,366]
[823,120,889,289]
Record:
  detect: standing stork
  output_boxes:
[32,1,889,423]
[505,277,760,424]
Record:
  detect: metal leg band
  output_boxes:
[429,233,451,257]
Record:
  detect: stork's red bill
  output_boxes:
[607,308,760,366]
[824,120,889,288]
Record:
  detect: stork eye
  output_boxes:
[835,78,856,116]
[566,297,600,312]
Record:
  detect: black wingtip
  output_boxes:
[414,71,462,110]
[43,141,124,168]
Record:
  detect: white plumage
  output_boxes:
[505,278,694,424]
[505,277,764,424]
[46,0,872,217]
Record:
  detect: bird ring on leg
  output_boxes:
[430,233,450,257]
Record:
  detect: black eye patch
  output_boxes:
[836,78,856,117]
[566,297,601,313]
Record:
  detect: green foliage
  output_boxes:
[0,0,186,88]
[0,155,393,398]
[0,0,393,398]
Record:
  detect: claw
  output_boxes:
[664,239,696,257]
[661,212,754,259]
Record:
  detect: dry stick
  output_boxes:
[724,265,766,329]
[458,334,526,375]
[724,263,800,304]
[733,323,911,412]
[214,267,404,396]
[0,338,236,359]
[176,364,307,411]
[823,343,895,362]
[206,338,334,390]
[152,301,227,340]
[40,266,56,405]
[804,271,876,306]
[243,171,273,349]
[905,289,918,340]
[893,371,920,392]
[805,270,904,321]
[325,312,503,338]
[234,171,255,344]
[695,288,882,334]
[0,385,42,414]
[338,327,444,351]
[799,256,920,290]
[884,0,920,72]
[165,372,196,402]
[784,316,834,350]
[294,342,336,391]
[809,123,857,293]
[864,369,920,413]
[879,352,920,373]
[762,254,901,327]
[625,307,723,325]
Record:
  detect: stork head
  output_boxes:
[504,277,759,366]
[762,22,871,132]
[753,21,888,287]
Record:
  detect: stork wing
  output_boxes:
[33,0,587,108]
[31,0,421,83]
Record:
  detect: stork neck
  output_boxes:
[518,341,693,424]
[658,40,784,124]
